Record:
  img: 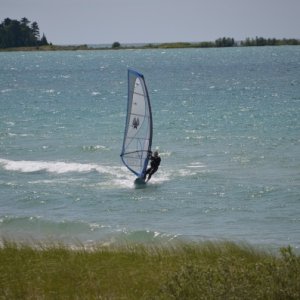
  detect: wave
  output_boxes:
[103,230,182,246]
[0,216,112,244]
[0,215,182,246]
[0,216,89,232]
[81,145,109,152]
[0,156,168,175]
[0,158,206,189]
[0,158,171,190]
[0,158,121,176]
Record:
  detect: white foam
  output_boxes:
[4,121,15,126]
[0,158,123,177]
[0,158,173,189]
[1,88,12,93]
[1,160,94,173]
[82,145,109,152]
[187,162,205,168]
[8,133,34,137]
[45,89,55,93]
[177,162,207,177]
[106,178,135,189]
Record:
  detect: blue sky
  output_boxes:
[1,0,300,45]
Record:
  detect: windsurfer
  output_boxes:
[144,151,161,182]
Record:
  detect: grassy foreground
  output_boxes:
[0,240,299,299]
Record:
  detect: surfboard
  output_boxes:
[134,177,147,185]
[120,69,153,182]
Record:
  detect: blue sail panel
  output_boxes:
[120,69,153,178]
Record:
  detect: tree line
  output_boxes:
[1,17,299,50]
[141,37,300,49]
[240,37,300,47]
[0,18,49,48]
[214,37,299,47]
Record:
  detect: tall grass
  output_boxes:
[0,240,299,299]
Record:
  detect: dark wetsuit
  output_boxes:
[145,154,161,181]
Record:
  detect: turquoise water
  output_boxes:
[0,47,300,249]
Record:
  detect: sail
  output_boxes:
[120,69,153,178]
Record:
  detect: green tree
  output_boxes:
[215,37,235,47]
[31,21,40,40]
[20,17,34,46]
[4,18,12,26]
[112,41,121,49]
[0,18,48,48]
[21,17,30,26]
[8,20,22,47]
[39,33,49,46]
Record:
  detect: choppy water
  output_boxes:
[0,46,300,249]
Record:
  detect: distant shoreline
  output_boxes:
[1,18,299,51]
[1,39,300,52]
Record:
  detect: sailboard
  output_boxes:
[120,69,153,182]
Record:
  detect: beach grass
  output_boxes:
[0,240,299,299]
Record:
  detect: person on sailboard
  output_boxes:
[144,151,161,182]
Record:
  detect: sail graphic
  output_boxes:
[120,69,153,178]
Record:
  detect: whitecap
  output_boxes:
[107,178,135,189]
[178,169,197,176]
[89,223,111,232]
[1,89,12,93]
[187,162,205,168]
[4,121,15,126]
[0,158,107,175]
[82,145,109,152]
[0,158,172,190]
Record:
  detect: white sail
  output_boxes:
[120,69,153,178]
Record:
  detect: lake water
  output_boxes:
[0,46,299,249]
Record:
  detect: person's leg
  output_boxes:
[143,168,151,179]
[146,168,157,182]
